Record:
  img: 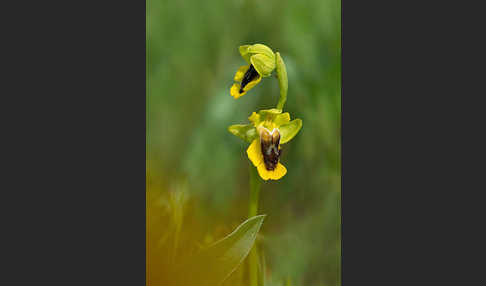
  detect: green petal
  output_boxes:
[250,54,276,77]
[279,118,302,144]
[247,44,275,59]
[228,124,258,143]
[275,52,288,110]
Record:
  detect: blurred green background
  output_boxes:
[147,0,341,285]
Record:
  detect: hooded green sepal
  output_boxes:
[248,44,275,59]
[279,118,302,144]
[250,54,275,77]
[239,44,276,77]
[275,52,288,110]
[228,124,258,143]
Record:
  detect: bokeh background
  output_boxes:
[147,0,341,285]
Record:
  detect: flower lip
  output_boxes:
[240,64,259,93]
[231,108,302,181]
[260,127,281,171]
[230,65,262,99]
[247,138,287,180]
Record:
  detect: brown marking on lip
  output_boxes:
[239,64,259,93]
[260,128,281,171]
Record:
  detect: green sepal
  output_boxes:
[250,54,276,77]
[239,44,276,77]
[247,44,275,59]
[228,124,258,143]
[279,118,302,144]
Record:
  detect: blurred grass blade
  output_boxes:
[258,246,266,286]
[175,215,266,286]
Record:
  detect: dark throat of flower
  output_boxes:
[260,129,281,171]
[240,64,259,93]
[262,144,281,171]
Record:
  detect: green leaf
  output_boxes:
[174,215,266,286]
[280,118,302,144]
[228,124,258,143]
[275,52,288,110]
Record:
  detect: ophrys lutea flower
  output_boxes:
[230,44,276,99]
[229,109,302,180]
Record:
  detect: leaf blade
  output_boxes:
[175,215,266,286]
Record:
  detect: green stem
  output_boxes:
[276,94,287,110]
[275,52,288,110]
[249,163,261,217]
[248,163,261,286]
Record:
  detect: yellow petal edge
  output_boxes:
[234,65,249,82]
[230,84,246,99]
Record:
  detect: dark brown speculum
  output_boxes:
[260,128,281,171]
[240,64,259,93]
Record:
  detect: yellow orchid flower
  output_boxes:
[229,109,302,181]
[230,44,276,99]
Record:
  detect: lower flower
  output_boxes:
[229,108,302,181]
[247,128,287,181]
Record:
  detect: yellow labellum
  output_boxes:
[230,84,244,99]
[234,65,248,82]
[246,139,287,181]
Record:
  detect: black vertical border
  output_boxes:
[2,0,147,284]
[341,0,483,284]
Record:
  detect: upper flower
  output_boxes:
[228,109,302,180]
[230,44,276,99]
